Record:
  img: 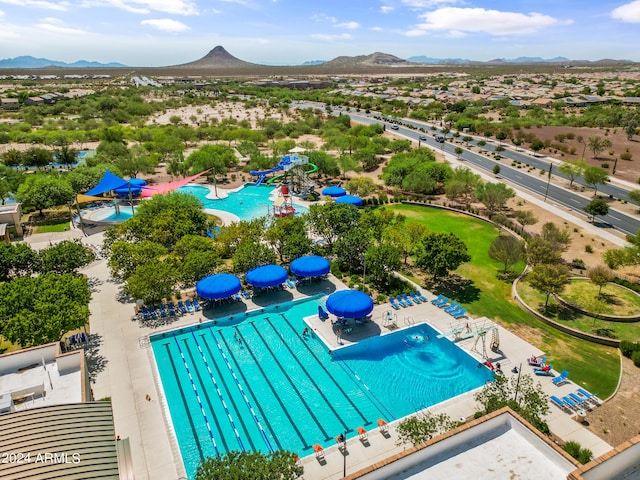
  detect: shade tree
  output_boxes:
[584,197,609,223]
[415,232,471,282]
[488,235,524,274]
[527,263,570,307]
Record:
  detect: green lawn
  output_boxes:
[34,222,69,233]
[518,278,640,343]
[386,203,620,398]
[562,279,640,317]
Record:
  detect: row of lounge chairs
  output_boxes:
[139,299,201,320]
[432,294,467,319]
[64,332,88,350]
[550,388,600,412]
[389,291,427,310]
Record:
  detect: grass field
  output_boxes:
[386,203,620,398]
[34,222,69,233]
[562,279,640,317]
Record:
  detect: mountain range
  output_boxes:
[0,47,632,69]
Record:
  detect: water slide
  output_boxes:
[250,165,283,186]
[266,163,318,185]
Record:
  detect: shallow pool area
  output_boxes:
[82,205,135,223]
[179,184,308,221]
[151,297,493,479]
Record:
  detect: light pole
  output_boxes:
[342,430,347,477]
[543,162,553,202]
[212,167,218,197]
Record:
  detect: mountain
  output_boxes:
[408,55,471,64]
[0,55,126,68]
[488,56,572,63]
[321,52,411,68]
[176,45,262,69]
[302,60,326,66]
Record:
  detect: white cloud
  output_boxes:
[37,19,88,34]
[79,0,198,15]
[141,18,190,32]
[336,21,359,29]
[371,26,383,31]
[0,0,68,11]
[380,6,393,14]
[411,7,565,36]
[310,33,352,41]
[311,13,337,23]
[611,1,640,23]
[400,0,460,7]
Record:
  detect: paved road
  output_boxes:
[297,103,639,236]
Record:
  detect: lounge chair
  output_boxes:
[193,298,201,311]
[550,395,567,410]
[286,277,297,288]
[178,301,187,314]
[568,392,589,407]
[552,370,570,386]
[431,294,444,305]
[402,293,414,306]
[318,306,330,320]
[79,332,87,343]
[396,295,408,308]
[435,297,450,308]
[533,364,554,376]
[185,300,194,312]
[241,290,251,299]
[452,308,467,319]
[444,301,459,313]
[389,297,400,310]
[416,290,428,302]
[576,388,600,405]
[562,395,580,410]
[159,304,167,318]
[528,356,547,367]
[410,292,422,304]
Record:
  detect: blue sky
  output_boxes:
[0,0,639,66]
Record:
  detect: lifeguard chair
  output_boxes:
[271,184,296,217]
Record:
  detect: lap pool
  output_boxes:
[151,297,492,479]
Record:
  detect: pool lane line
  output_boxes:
[280,315,372,426]
[189,332,246,452]
[161,342,206,459]
[172,337,220,455]
[215,328,283,452]
[246,322,333,442]
[230,327,311,449]
[331,349,395,422]
[200,330,275,454]
[265,317,357,429]
[198,334,258,452]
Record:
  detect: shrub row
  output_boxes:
[619,340,640,367]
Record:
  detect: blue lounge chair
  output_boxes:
[444,301,459,313]
[389,297,400,310]
[552,370,570,385]
[431,294,444,305]
[416,290,428,302]
[452,308,467,319]
[159,304,167,318]
[568,392,588,407]
[549,395,567,410]
[241,290,251,299]
[410,292,422,304]
[286,277,296,288]
[178,301,187,314]
[185,300,194,312]
[402,293,414,306]
[436,297,450,308]
[79,332,88,343]
[193,298,201,311]
[562,395,579,409]
[576,388,599,404]
[167,303,176,316]
[533,365,554,376]
[447,305,463,317]
[318,306,330,320]
[395,295,407,308]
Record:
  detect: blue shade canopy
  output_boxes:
[245,264,288,288]
[326,290,374,318]
[290,255,330,278]
[196,273,241,300]
[335,195,363,206]
[321,186,346,197]
[114,178,147,196]
[85,169,129,196]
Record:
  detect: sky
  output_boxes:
[0,0,639,66]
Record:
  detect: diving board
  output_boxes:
[436,327,464,339]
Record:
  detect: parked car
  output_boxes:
[435,134,445,143]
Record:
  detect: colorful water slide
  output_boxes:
[266,163,318,185]
[250,165,284,186]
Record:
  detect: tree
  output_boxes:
[365,242,401,288]
[582,166,609,196]
[474,182,515,213]
[345,176,377,197]
[584,197,609,223]
[16,174,74,215]
[540,222,572,252]
[454,146,463,159]
[306,203,360,249]
[474,373,550,434]
[125,260,177,305]
[336,154,360,179]
[527,263,570,307]
[40,239,95,274]
[195,450,302,480]
[492,164,501,176]
[587,135,607,158]
[514,210,538,235]
[587,265,614,297]
[444,167,480,206]
[488,235,524,274]
[396,412,457,447]
[55,144,78,167]
[0,242,40,280]
[415,232,471,281]
[232,241,277,274]
[0,273,91,347]
[264,216,312,263]
[627,190,640,208]
[557,159,587,188]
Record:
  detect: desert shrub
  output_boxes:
[563,441,593,464]
[571,258,586,270]
[619,341,639,358]
[585,245,594,253]
[632,350,640,368]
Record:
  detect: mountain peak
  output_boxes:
[177,45,261,69]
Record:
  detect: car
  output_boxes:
[418,135,428,141]
[435,134,445,143]
[391,124,399,130]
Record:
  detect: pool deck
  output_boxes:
[80,239,612,480]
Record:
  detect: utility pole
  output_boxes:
[543,162,553,202]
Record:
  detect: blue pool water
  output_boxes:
[179,184,308,221]
[84,205,134,223]
[151,297,492,479]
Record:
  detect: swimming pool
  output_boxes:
[179,184,308,221]
[151,297,492,479]
[83,205,134,223]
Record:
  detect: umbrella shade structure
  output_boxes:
[321,186,346,197]
[196,273,241,300]
[335,195,363,207]
[114,178,147,196]
[245,264,288,289]
[290,255,330,278]
[326,290,374,319]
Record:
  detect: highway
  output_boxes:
[295,103,639,236]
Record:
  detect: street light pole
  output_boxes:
[343,430,347,477]
[213,167,218,198]
[543,162,553,202]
